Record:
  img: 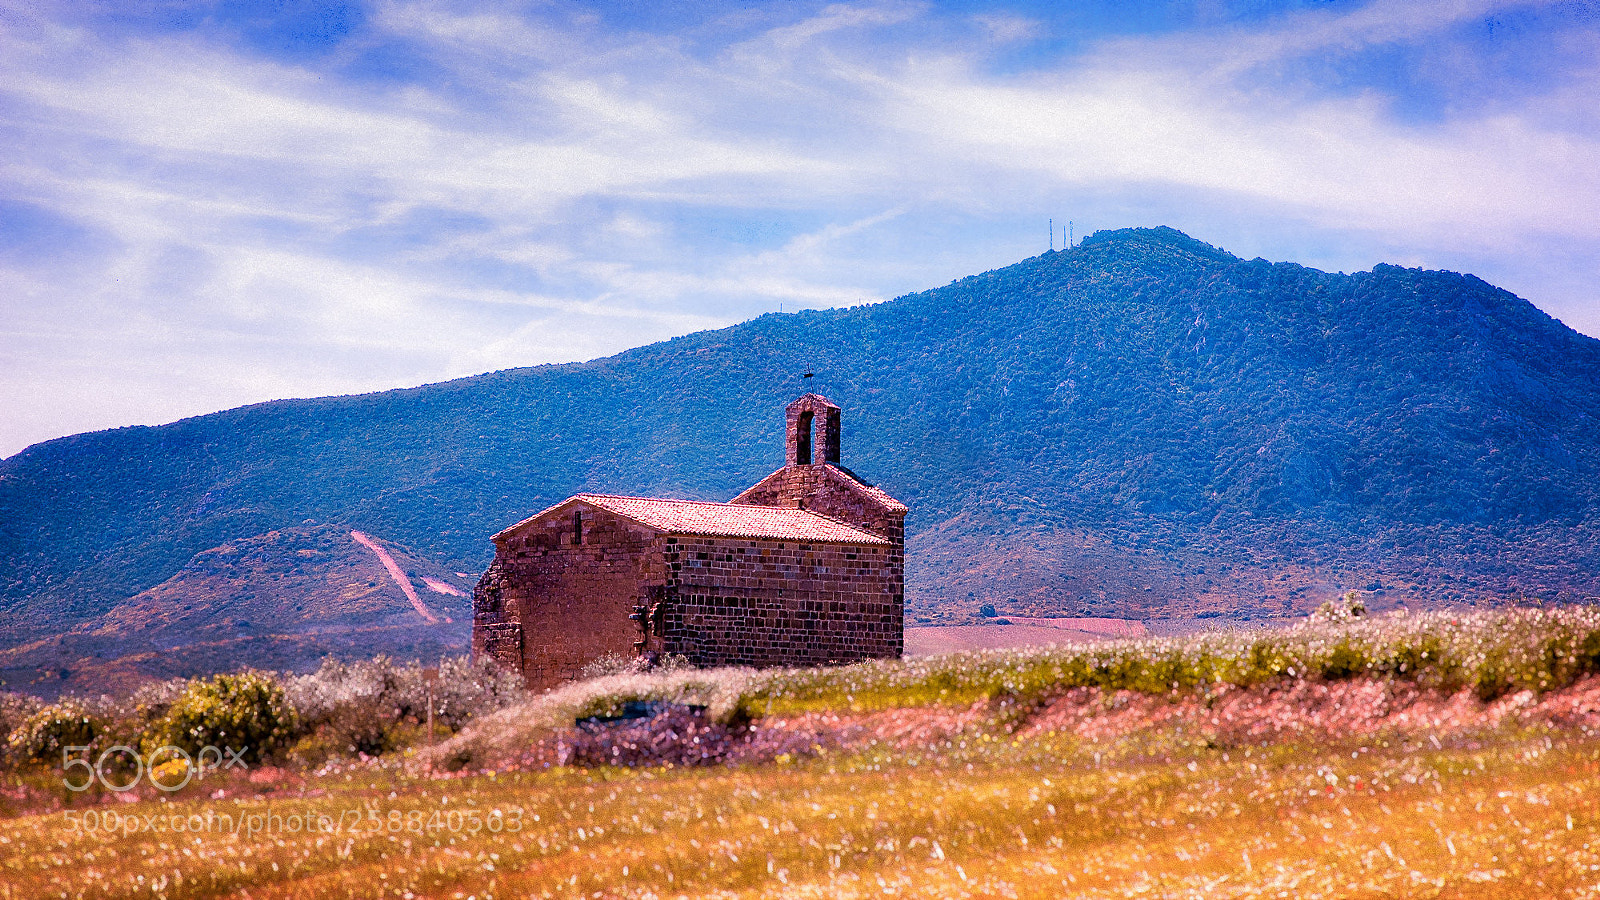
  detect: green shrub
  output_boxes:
[430,655,527,730]
[287,657,415,757]
[6,699,105,767]
[1320,640,1369,680]
[285,655,526,760]
[145,671,298,765]
[1474,655,1513,702]
[0,692,44,767]
[126,678,190,727]
[1239,639,1292,684]
[1580,631,1600,671]
[1375,632,1442,679]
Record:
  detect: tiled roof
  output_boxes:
[499,494,891,545]
[579,494,891,544]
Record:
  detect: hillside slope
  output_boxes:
[0,526,472,694]
[3,226,1598,662]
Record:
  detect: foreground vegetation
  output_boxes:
[0,655,526,781]
[3,605,1600,898]
[446,602,1600,755]
[3,706,1596,898]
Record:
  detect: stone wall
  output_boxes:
[475,519,905,686]
[475,462,906,688]
[732,464,906,545]
[473,393,909,689]
[474,503,664,690]
[655,535,903,668]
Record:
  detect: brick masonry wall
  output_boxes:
[656,535,903,668]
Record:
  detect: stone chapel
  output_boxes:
[472,394,907,689]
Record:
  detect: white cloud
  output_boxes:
[1190,0,1542,74]
[972,13,1038,45]
[754,1,918,52]
[865,1,1600,251]
[1,0,1597,457]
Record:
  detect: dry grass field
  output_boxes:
[5,606,1600,898]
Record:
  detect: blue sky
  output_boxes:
[2,0,1598,457]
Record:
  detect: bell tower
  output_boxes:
[785,393,841,467]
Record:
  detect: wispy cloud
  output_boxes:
[1,0,1597,456]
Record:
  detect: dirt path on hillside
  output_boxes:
[350,531,440,624]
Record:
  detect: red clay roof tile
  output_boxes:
[577,494,891,545]
[497,493,891,545]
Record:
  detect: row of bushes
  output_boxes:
[428,604,1600,773]
[14,605,1600,776]
[0,655,525,774]
[742,604,1600,715]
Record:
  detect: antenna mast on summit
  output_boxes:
[1049,218,1054,251]
[1069,220,1074,248]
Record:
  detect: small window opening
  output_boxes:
[796,411,814,464]
[572,510,583,545]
